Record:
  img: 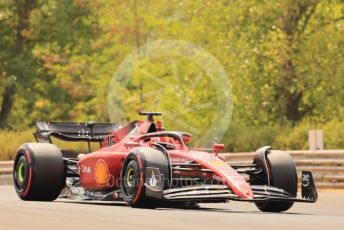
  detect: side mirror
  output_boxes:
[179,132,192,144]
[213,143,224,155]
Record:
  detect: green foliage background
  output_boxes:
[0,0,343,159]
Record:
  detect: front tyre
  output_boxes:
[120,147,171,208]
[252,149,298,212]
[13,143,66,201]
[121,153,151,207]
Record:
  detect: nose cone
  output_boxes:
[227,180,254,199]
[190,154,254,199]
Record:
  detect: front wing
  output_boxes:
[152,171,318,203]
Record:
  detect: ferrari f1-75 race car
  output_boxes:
[13,112,317,212]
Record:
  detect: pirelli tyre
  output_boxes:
[120,147,171,208]
[251,149,298,212]
[13,143,66,201]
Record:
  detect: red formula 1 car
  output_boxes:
[13,112,317,212]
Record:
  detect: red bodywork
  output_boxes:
[78,119,253,199]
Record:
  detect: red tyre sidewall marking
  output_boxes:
[23,149,32,197]
[132,155,143,204]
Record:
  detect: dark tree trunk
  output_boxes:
[278,1,319,124]
[0,0,36,127]
[285,92,303,123]
[0,85,16,128]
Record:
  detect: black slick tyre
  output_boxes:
[13,143,66,201]
[120,147,170,208]
[253,150,298,212]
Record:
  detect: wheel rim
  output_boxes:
[18,162,25,183]
[127,168,134,187]
[123,160,139,197]
[14,155,29,192]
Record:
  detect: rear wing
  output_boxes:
[34,121,121,144]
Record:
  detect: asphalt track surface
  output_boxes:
[0,186,343,230]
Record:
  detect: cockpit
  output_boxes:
[101,111,192,150]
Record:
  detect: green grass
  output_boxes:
[0,129,97,160]
[0,129,35,160]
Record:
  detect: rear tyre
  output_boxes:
[252,150,298,212]
[13,143,66,201]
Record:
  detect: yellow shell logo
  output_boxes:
[95,159,113,186]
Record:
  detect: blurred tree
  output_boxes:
[0,0,343,150]
[0,0,96,128]
[200,0,344,126]
[0,0,37,127]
